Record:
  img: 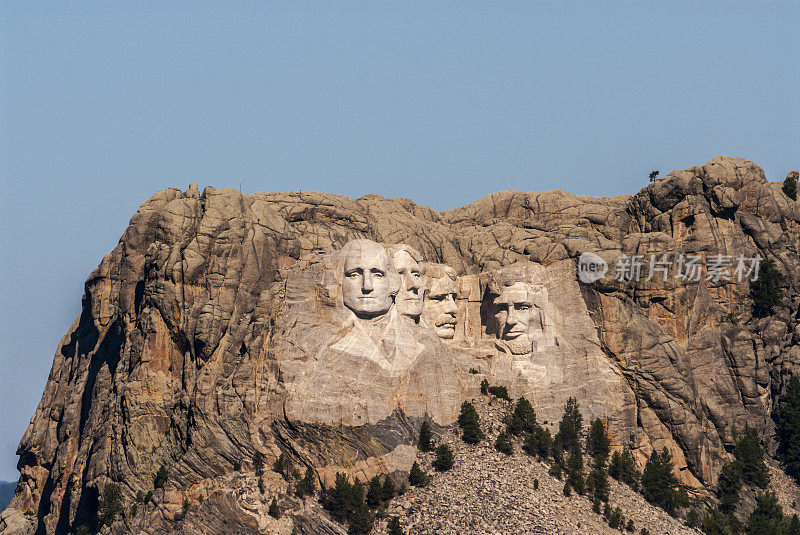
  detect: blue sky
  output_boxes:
[1,1,798,482]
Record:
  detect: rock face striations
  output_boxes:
[2,156,799,534]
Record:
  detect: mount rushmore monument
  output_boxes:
[2,156,799,534]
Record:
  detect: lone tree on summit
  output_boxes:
[783,171,798,201]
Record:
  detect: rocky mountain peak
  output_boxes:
[1,156,798,534]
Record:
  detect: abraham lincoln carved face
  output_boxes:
[340,240,399,319]
[492,281,537,355]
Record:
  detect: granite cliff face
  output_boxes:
[2,156,799,534]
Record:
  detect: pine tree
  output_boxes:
[587,457,610,503]
[418,419,433,452]
[702,507,736,535]
[586,418,611,462]
[734,425,770,488]
[433,444,455,472]
[480,379,489,395]
[98,483,123,526]
[523,425,552,459]
[409,462,428,487]
[154,465,169,490]
[549,463,563,479]
[558,397,583,452]
[592,497,601,514]
[751,259,784,317]
[268,497,281,519]
[551,433,565,468]
[487,385,510,400]
[381,476,396,502]
[608,506,623,529]
[321,472,355,522]
[787,514,800,535]
[566,443,586,495]
[458,402,484,444]
[495,429,513,455]
[296,466,316,498]
[640,447,688,516]
[351,479,366,509]
[609,451,623,479]
[562,481,571,496]
[717,460,742,514]
[348,500,374,535]
[609,449,640,489]
[387,516,403,535]
[776,374,800,484]
[508,397,537,435]
[366,475,383,509]
[685,509,700,529]
[746,491,783,535]
[253,451,265,477]
[273,453,291,478]
[783,171,798,201]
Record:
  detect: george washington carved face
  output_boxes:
[340,240,399,319]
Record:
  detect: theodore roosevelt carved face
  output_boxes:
[422,263,458,339]
[386,245,426,321]
[340,240,399,319]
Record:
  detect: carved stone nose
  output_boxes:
[506,308,518,324]
[362,274,374,292]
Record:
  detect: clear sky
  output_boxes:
[1,1,798,482]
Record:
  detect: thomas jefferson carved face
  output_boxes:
[392,248,425,320]
[422,265,458,339]
[494,282,537,355]
[341,240,398,318]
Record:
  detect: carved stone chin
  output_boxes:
[498,336,535,356]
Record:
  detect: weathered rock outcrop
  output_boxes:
[2,156,798,534]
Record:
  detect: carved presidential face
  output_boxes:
[341,241,396,318]
[494,282,537,354]
[392,249,425,320]
[422,270,458,339]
